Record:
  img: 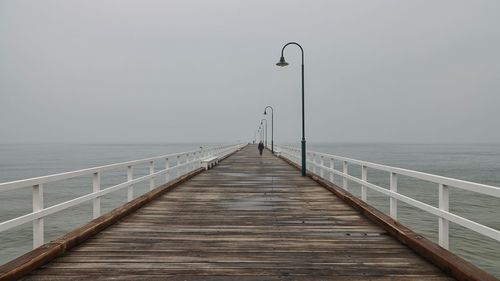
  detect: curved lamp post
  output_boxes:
[260,119,268,148]
[276,42,306,176]
[263,106,274,154]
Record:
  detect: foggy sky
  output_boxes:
[1,0,499,144]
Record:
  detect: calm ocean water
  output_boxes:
[0,143,499,277]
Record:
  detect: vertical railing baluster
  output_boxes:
[361,165,367,202]
[127,165,133,202]
[309,153,313,171]
[309,153,312,172]
[310,153,315,173]
[329,158,334,183]
[320,156,325,178]
[165,158,170,183]
[32,184,44,248]
[305,152,309,170]
[439,183,449,249]
[192,152,195,170]
[342,161,348,190]
[149,161,155,191]
[176,155,181,178]
[313,153,316,172]
[315,154,319,174]
[390,172,398,219]
[93,172,101,219]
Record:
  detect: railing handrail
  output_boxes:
[279,145,500,198]
[0,144,235,193]
[276,145,500,249]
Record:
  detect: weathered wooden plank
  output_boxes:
[21,271,454,281]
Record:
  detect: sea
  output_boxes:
[0,143,499,277]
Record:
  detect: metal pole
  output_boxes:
[264,106,274,154]
[271,111,273,153]
[261,119,268,148]
[278,42,306,176]
[265,120,267,148]
[301,62,306,176]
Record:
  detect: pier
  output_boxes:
[0,145,498,280]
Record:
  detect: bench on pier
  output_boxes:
[274,149,281,156]
[201,156,219,170]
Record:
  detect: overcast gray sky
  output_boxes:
[1,0,499,144]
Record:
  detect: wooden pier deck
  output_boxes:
[20,145,455,280]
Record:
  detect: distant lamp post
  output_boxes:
[260,119,268,148]
[276,42,306,176]
[263,106,274,154]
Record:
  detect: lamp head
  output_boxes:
[276,56,288,67]
[263,110,267,115]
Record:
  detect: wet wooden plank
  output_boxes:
[21,145,458,280]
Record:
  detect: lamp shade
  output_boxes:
[276,56,288,67]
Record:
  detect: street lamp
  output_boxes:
[263,106,274,154]
[276,42,306,176]
[260,119,268,148]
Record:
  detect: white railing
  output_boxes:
[276,145,500,250]
[0,143,243,249]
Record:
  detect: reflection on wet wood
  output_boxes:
[21,145,455,280]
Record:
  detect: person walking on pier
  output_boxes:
[258,141,264,156]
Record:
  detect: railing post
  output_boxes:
[342,161,348,190]
[191,152,195,170]
[314,154,318,174]
[185,153,189,173]
[306,152,314,172]
[439,183,449,249]
[320,156,325,178]
[176,155,181,177]
[127,165,134,202]
[305,152,308,170]
[390,172,398,219]
[32,184,44,248]
[312,153,316,172]
[92,172,101,219]
[149,161,155,191]
[311,152,316,174]
[361,165,367,202]
[165,158,170,183]
[329,158,334,183]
